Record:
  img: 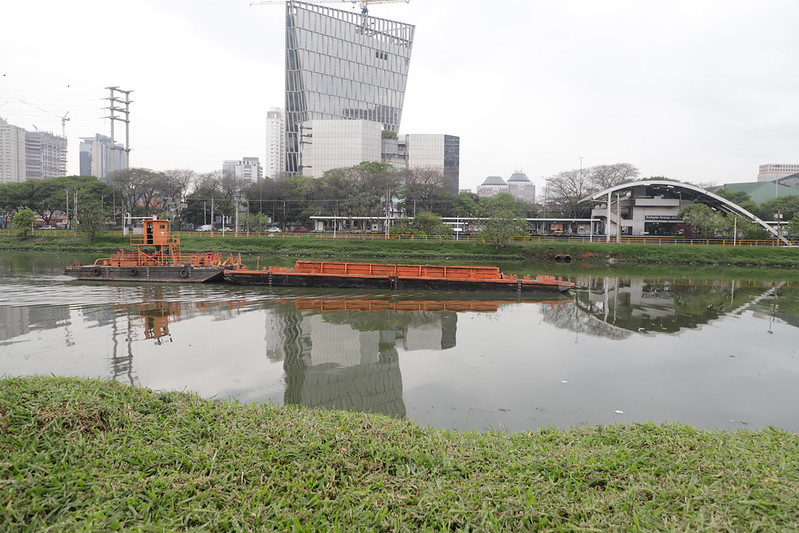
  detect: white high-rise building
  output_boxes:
[25,131,67,180]
[0,117,27,183]
[265,107,285,178]
[0,117,67,183]
[79,134,125,179]
[223,157,263,183]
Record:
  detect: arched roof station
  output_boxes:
[579,180,788,244]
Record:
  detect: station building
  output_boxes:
[579,180,786,243]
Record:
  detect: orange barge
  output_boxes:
[64,218,243,283]
[224,260,574,294]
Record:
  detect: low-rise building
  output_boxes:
[476,176,508,198]
[757,163,799,182]
[507,171,535,203]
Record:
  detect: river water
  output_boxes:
[1,252,798,432]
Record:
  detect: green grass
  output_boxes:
[3,231,799,267]
[2,376,798,531]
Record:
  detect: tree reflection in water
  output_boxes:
[559,276,797,336]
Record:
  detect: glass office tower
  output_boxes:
[284,0,415,174]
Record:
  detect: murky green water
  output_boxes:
[1,252,798,432]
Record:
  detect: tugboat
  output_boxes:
[64,218,242,283]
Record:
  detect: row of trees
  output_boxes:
[3,160,799,243]
[0,163,538,246]
[680,202,799,240]
[0,175,115,241]
[714,188,799,225]
[0,161,651,235]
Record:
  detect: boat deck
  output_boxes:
[225,261,574,293]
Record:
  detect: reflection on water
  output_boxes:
[1,252,798,431]
[567,275,798,336]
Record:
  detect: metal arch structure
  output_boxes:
[579,180,789,244]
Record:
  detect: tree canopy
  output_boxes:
[545,163,640,218]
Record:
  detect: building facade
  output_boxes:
[0,117,27,183]
[284,0,415,174]
[25,130,67,180]
[79,134,125,179]
[506,171,535,203]
[265,107,285,178]
[476,176,508,198]
[300,120,382,178]
[1,117,67,183]
[757,163,799,182]
[223,157,263,183]
[581,180,784,242]
[403,134,460,193]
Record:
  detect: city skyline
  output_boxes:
[2,0,798,191]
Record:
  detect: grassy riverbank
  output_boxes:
[1,376,797,531]
[2,231,799,267]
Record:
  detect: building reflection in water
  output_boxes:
[0,305,72,343]
[262,296,570,419]
[265,302,456,419]
[561,275,796,337]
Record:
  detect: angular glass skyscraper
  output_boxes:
[284,0,415,174]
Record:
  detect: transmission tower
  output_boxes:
[105,86,133,169]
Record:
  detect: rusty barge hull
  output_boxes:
[225,272,570,293]
[64,265,226,283]
[224,261,574,294]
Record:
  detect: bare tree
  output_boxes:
[589,163,639,190]
[161,169,196,220]
[107,168,160,216]
[547,169,591,218]
[402,168,452,215]
[546,163,640,217]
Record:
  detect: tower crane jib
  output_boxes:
[250,0,409,15]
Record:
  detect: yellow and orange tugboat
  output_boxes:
[64,218,243,283]
[225,260,574,294]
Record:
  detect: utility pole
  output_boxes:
[105,87,133,173]
[385,186,391,238]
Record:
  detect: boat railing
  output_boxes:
[293,261,511,281]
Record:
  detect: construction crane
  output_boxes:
[18,99,70,138]
[251,0,409,17]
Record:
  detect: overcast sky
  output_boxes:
[2,0,798,192]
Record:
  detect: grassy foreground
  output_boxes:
[1,377,798,531]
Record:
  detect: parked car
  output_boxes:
[267,227,282,233]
